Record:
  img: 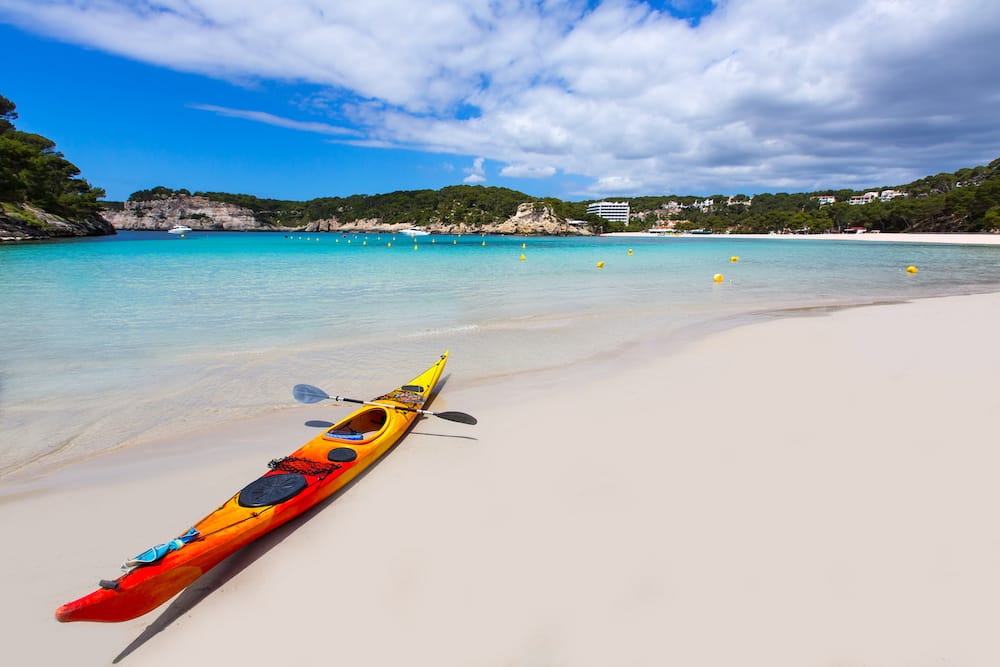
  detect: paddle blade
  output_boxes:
[435,411,478,425]
[293,384,330,404]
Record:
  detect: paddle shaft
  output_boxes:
[292,384,476,424]
[334,396,475,424]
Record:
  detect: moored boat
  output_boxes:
[399,227,430,237]
[56,352,463,623]
[167,224,193,234]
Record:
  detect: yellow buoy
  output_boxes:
[520,253,526,261]
[522,242,526,249]
[387,242,392,247]
[713,273,724,283]
[453,239,457,245]
[627,248,633,256]
[363,240,367,246]
[906,265,918,273]
[414,244,418,250]
[597,261,605,269]
[482,241,486,246]
[730,256,739,263]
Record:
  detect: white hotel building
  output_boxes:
[586,201,631,223]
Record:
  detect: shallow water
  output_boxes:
[3,230,999,478]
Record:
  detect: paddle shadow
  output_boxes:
[409,430,478,442]
[112,373,461,662]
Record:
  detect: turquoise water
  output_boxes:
[3,230,1000,478]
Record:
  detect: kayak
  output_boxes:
[56,352,452,623]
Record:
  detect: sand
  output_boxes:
[606,231,1000,245]
[3,291,1000,666]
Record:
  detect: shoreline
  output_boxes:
[602,231,1000,244]
[3,290,1000,665]
[0,283,971,495]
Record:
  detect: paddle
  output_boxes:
[292,384,478,425]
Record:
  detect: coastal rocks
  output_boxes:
[0,202,116,241]
[104,195,592,236]
[102,194,268,232]
[494,202,590,235]
[303,218,390,233]
[305,203,589,236]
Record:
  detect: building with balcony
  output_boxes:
[586,201,631,223]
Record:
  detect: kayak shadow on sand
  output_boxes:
[112,374,472,663]
[112,440,410,663]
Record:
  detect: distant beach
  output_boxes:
[604,230,1000,244]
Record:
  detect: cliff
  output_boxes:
[494,202,590,235]
[102,194,278,232]
[106,197,591,236]
[0,202,116,241]
[304,202,588,235]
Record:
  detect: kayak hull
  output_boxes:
[56,352,449,623]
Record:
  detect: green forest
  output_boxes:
[0,94,106,220]
[127,185,592,229]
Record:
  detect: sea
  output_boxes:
[3,230,1000,480]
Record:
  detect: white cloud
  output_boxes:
[190,104,357,136]
[500,164,558,179]
[463,156,486,184]
[3,0,999,195]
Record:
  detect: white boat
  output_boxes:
[168,224,193,234]
[399,227,430,237]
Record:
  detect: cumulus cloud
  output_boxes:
[3,0,999,195]
[463,156,486,184]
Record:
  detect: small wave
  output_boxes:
[404,324,480,338]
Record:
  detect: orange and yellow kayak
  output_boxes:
[56,352,451,623]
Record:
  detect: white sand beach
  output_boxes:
[3,291,1000,666]
[606,231,1000,245]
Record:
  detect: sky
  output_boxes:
[1,0,999,202]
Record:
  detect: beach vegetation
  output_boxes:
[0,93,106,221]
[129,186,192,201]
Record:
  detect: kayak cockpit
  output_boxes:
[323,407,389,443]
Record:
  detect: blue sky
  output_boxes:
[1,0,998,202]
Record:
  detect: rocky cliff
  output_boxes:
[303,202,589,235]
[494,202,590,235]
[101,194,272,231]
[105,196,591,236]
[0,203,116,241]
